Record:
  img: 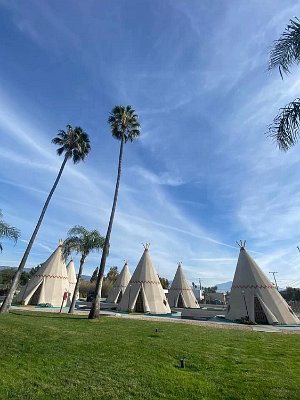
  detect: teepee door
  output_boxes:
[135,289,144,313]
[177,293,184,308]
[116,291,122,303]
[28,284,43,305]
[254,296,268,324]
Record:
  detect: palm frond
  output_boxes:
[269,18,300,77]
[108,105,140,142]
[63,236,82,259]
[0,220,20,244]
[268,99,300,150]
[56,146,66,156]
[63,226,104,260]
[52,125,91,164]
[72,149,83,164]
[127,128,141,142]
[52,137,63,145]
[67,225,88,237]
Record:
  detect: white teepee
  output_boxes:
[168,263,199,308]
[106,261,131,303]
[117,244,171,314]
[15,242,69,307]
[226,242,299,325]
[66,259,78,306]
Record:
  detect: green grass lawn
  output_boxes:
[0,312,299,400]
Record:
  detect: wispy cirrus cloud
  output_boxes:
[0,0,300,288]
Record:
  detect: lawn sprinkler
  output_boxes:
[180,356,185,368]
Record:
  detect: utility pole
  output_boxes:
[197,278,203,302]
[269,271,278,290]
[198,278,202,291]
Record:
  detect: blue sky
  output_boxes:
[1,0,300,288]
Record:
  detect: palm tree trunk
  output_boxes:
[0,155,69,314]
[89,135,124,319]
[68,254,86,314]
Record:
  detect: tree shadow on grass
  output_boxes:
[9,310,88,320]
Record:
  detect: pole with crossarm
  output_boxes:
[269,271,278,290]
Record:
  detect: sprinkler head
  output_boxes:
[180,357,185,368]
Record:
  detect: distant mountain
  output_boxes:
[0,266,32,272]
[216,281,232,292]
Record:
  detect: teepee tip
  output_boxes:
[142,243,150,250]
[236,240,246,250]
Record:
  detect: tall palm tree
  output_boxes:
[63,226,104,314]
[268,18,300,150]
[0,210,20,252]
[89,105,140,319]
[0,125,91,314]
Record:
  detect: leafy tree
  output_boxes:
[19,266,41,288]
[79,280,96,299]
[280,287,300,301]
[19,271,30,286]
[63,226,104,314]
[89,106,140,319]
[203,286,217,293]
[0,125,91,314]
[101,279,114,298]
[0,210,20,252]
[83,267,119,299]
[90,267,99,283]
[0,268,16,285]
[268,18,300,150]
[28,265,41,278]
[101,267,119,297]
[0,268,28,292]
[106,266,119,283]
[159,276,169,289]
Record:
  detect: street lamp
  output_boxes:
[241,290,249,321]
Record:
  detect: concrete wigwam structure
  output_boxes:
[15,242,69,307]
[117,244,171,314]
[106,261,131,303]
[226,242,299,325]
[168,263,199,308]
